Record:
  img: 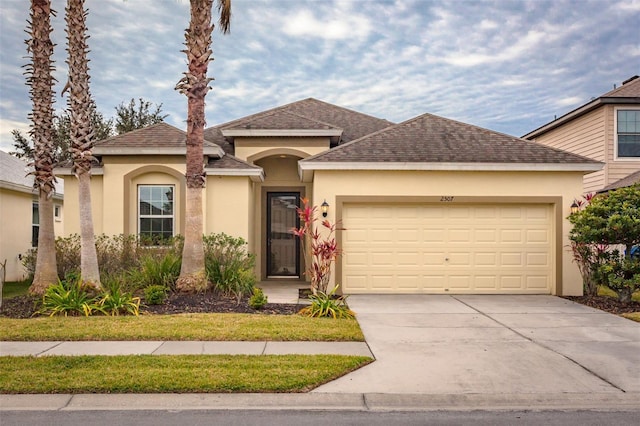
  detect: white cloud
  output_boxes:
[282,9,372,41]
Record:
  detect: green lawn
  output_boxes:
[1,280,30,299]
[0,355,372,394]
[0,314,364,342]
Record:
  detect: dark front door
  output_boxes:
[267,192,300,277]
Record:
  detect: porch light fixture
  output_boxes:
[321,200,329,217]
[570,200,579,214]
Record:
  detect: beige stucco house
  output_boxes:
[523,75,640,193]
[0,150,64,282]
[57,99,601,296]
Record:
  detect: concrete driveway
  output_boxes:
[314,295,640,395]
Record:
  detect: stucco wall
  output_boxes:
[205,176,253,241]
[311,170,586,296]
[0,189,33,281]
[234,137,330,162]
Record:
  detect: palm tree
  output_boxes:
[64,0,101,291]
[27,0,59,295]
[175,0,231,292]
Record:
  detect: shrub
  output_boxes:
[597,257,640,304]
[127,252,181,292]
[21,234,184,284]
[144,284,168,305]
[248,287,268,310]
[298,285,355,319]
[204,233,257,303]
[37,279,100,317]
[292,198,343,295]
[98,279,140,316]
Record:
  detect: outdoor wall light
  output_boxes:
[570,200,579,214]
[321,200,329,217]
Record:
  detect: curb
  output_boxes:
[2,392,639,412]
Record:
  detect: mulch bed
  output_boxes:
[562,295,640,315]
[0,292,302,319]
[1,292,638,319]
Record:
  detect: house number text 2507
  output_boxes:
[440,196,455,202]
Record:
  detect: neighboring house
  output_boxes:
[56,98,600,296]
[599,169,640,192]
[0,150,64,282]
[523,75,640,193]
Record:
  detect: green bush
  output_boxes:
[144,284,168,305]
[298,285,355,319]
[126,252,181,292]
[248,287,268,310]
[204,233,257,303]
[98,279,140,316]
[21,234,184,283]
[597,257,640,303]
[37,279,100,317]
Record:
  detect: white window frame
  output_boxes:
[32,202,39,247]
[137,184,175,242]
[614,106,640,160]
[54,204,62,222]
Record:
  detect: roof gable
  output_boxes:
[302,112,602,165]
[94,122,223,156]
[204,98,394,154]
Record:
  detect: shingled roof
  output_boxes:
[204,98,393,154]
[599,170,640,192]
[523,76,640,139]
[299,113,602,178]
[0,150,64,195]
[93,122,223,157]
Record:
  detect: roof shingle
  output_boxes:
[303,113,601,164]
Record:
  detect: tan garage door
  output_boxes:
[342,203,554,294]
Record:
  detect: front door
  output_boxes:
[267,192,300,277]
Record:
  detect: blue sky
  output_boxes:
[0,0,639,152]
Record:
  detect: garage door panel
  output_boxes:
[342,203,553,294]
[501,276,524,289]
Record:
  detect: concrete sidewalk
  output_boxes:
[0,340,372,357]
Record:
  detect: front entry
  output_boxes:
[267,192,300,277]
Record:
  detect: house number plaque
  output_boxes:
[440,196,455,202]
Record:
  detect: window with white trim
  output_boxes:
[54,204,62,221]
[617,109,640,158]
[138,185,174,242]
[32,203,39,247]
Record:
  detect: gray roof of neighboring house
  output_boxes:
[599,170,640,192]
[0,150,33,188]
[204,98,394,154]
[523,75,640,139]
[0,150,64,195]
[301,113,602,165]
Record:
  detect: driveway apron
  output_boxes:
[313,295,640,395]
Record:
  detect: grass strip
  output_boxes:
[1,281,30,299]
[0,354,372,394]
[622,312,640,322]
[0,314,364,342]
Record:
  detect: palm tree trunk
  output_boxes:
[27,0,58,295]
[65,0,101,291]
[175,0,223,293]
[30,190,58,294]
[77,171,100,290]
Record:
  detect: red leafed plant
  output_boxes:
[291,197,343,295]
